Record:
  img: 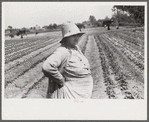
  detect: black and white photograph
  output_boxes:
[2,1,147,120]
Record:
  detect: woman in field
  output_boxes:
[42,21,93,99]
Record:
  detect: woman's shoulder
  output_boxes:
[57,45,68,50]
[53,45,71,60]
[54,45,69,54]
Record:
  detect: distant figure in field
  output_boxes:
[35,31,38,36]
[21,34,23,39]
[102,19,113,30]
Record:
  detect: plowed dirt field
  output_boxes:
[4,27,145,99]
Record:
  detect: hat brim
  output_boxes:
[60,32,85,43]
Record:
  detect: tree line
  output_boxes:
[88,5,144,30]
[111,6,144,27]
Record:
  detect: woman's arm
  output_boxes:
[42,46,68,85]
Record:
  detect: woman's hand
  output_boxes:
[59,77,65,87]
[54,77,65,88]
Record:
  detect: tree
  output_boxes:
[48,24,53,29]
[113,6,144,26]
[16,28,27,39]
[76,23,85,31]
[53,23,57,29]
[8,26,12,29]
[111,12,136,26]
[7,25,13,33]
[104,16,110,20]
[96,19,103,27]
[89,15,96,26]
[42,26,48,29]
[111,7,120,29]
[22,27,27,36]
[95,21,102,27]
[9,33,14,39]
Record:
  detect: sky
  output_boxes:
[3,2,115,29]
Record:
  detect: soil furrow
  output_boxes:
[5,42,60,86]
[95,35,119,99]
[105,32,144,56]
[5,39,59,63]
[98,34,144,99]
[101,34,144,82]
[5,61,45,98]
[22,77,48,98]
[85,35,108,99]
[5,39,60,72]
[5,37,53,55]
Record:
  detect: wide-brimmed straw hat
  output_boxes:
[60,21,85,43]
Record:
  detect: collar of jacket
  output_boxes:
[61,44,78,51]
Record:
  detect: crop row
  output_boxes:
[98,34,144,99]
[5,61,46,98]
[104,32,144,57]
[5,41,60,86]
[5,39,60,73]
[117,32,144,46]
[102,34,144,71]
[99,35,137,99]
[107,31,143,47]
[5,38,60,64]
[105,33,144,60]
[121,30,144,41]
[5,37,53,55]
[95,35,116,99]
[98,36,128,83]
[5,38,52,57]
[5,36,49,51]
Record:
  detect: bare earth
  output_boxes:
[85,35,108,99]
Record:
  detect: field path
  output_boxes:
[84,35,108,99]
